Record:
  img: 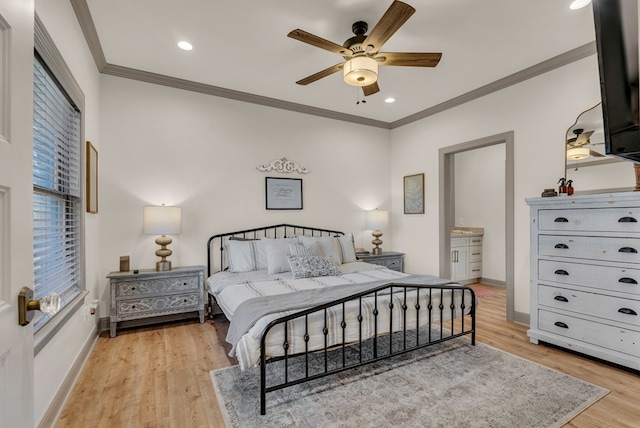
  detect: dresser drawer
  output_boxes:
[117,293,201,317]
[538,284,640,327]
[538,309,640,358]
[375,258,402,271]
[539,259,640,296]
[539,207,640,232]
[116,275,200,297]
[469,236,483,246]
[469,245,482,262]
[539,235,640,264]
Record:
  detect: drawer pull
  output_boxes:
[554,217,569,223]
[618,247,638,254]
[131,287,136,291]
[619,277,638,284]
[618,216,638,223]
[554,295,569,302]
[554,269,569,276]
[554,243,569,249]
[554,321,569,329]
[618,308,638,316]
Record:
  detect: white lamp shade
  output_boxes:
[343,57,378,87]
[143,205,182,235]
[567,147,590,160]
[365,210,389,231]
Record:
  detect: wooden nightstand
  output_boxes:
[107,265,205,337]
[357,252,405,272]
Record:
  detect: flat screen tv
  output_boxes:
[592,0,640,162]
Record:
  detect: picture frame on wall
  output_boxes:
[86,141,98,213]
[266,177,303,210]
[404,173,424,214]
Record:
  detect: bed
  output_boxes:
[206,224,476,415]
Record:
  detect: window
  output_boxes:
[32,52,82,331]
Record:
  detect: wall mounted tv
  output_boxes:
[593,0,640,162]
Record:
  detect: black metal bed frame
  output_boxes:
[206,224,476,416]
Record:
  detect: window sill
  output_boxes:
[34,290,89,356]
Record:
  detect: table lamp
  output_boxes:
[143,205,182,271]
[365,209,389,255]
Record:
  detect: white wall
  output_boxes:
[390,54,633,316]
[98,75,392,307]
[455,143,506,283]
[34,0,102,424]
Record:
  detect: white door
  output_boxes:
[451,247,469,281]
[0,1,35,427]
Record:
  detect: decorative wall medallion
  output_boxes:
[257,157,310,174]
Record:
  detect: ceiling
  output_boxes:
[81,0,596,126]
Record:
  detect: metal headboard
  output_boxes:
[206,224,344,277]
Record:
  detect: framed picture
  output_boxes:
[404,173,424,214]
[266,177,303,210]
[86,141,98,213]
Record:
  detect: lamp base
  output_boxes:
[156,260,172,271]
[372,247,382,255]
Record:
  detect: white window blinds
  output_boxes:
[32,53,82,329]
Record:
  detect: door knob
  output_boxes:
[18,287,60,326]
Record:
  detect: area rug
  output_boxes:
[211,338,608,428]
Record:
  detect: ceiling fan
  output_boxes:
[287,0,442,97]
[566,128,605,160]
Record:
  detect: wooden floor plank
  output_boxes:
[56,284,639,427]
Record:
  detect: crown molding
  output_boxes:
[70,0,596,130]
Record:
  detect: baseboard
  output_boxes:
[479,277,506,287]
[37,324,99,428]
[513,310,530,327]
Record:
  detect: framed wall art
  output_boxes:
[404,173,424,214]
[265,177,303,210]
[86,141,98,213]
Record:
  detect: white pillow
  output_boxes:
[224,239,267,273]
[289,242,320,257]
[264,237,299,274]
[335,233,357,263]
[299,236,342,264]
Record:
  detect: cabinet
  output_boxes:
[527,193,640,370]
[357,251,404,272]
[451,235,483,284]
[107,265,205,337]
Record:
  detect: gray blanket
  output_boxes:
[226,274,457,352]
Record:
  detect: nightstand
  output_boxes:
[357,251,405,272]
[107,265,205,337]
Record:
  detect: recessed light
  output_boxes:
[569,0,591,10]
[178,41,193,51]
[385,97,396,103]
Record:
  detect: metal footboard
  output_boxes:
[259,282,476,415]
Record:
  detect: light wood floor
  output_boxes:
[56,284,639,427]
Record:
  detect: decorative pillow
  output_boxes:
[289,242,320,257]
[287,255,341,279]
[264,237,299,274]
[225,239,267,273]
[299,236,342,264]
[335,233,357,263]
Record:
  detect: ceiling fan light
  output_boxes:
[567,147,590,160]
[343,57,378,87]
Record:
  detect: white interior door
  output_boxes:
[0,1,35,427]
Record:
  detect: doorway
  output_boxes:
[438,131,515,321]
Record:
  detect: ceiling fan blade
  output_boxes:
[288,29,351,56]
[295,63,344,85]
[575,130,594,145]
[362,1,416,54]
[589,149,606,157]
[377,52,442,67]
[362,82,380,96]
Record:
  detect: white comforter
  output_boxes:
[207,262,469,370]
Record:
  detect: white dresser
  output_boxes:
[527,193,640,370]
